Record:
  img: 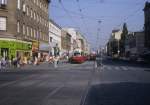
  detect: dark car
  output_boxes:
[89,53,96,61]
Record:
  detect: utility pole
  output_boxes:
[94,20,102,69]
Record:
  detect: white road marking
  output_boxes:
[121,66,129,71]
[0,74,37,88]
[115,67,120,70]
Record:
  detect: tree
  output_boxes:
[120,23,128,56]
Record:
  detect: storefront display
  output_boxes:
[0,38,32,59]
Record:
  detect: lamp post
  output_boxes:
[118,39,120,55]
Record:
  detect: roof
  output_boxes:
[49,19,62,29]
[144,2,150,11]
[112,29,120,33]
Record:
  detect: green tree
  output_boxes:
[120,23,128,56]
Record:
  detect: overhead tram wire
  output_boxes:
[58,0,81,31]
[76,0,92,38]
[115,4,145,30]
[51,4,103,21]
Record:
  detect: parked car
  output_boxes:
[129,54,137,61]
[89,53,96,61]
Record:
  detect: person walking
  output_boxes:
[53,56,58,68]
[34,56,38,66]
[1,57,6,69]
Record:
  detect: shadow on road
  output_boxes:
[84,82,150,105]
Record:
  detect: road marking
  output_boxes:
[0,74,38,88]
[115,67,120,70]
[121,66,129,71]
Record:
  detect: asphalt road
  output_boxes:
[84,58,150,105]
[0,58,150,105]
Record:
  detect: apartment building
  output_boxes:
[144,2,150,50]
[0,0,50,59]
[49,19,62,56]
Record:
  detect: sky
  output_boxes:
[49,0,150,49]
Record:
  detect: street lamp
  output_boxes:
[117,39,120,56]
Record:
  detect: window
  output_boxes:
[26,26,29,36]
[17,21,20,33]
[26,6,29,16]
[50,37,52,42]
[37,14,39,22]
[36,0,38,6]
[40,2,41,8]
[31,27,33,37]
[0,0,7,5]
[31,9,33,18]
[39,31,42,39]
[34,29,36,38]
[17,0,20,9]
[23,4,26,12]
[36,30,39,39]
[34,11,36,20]
[0,17,6,31]
[23,24,25,35]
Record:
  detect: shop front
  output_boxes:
[0,38,32,60]
[39,42,50,61]
[32,41,39,59]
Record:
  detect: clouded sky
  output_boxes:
[49,0,150,49]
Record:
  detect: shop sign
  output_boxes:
[32,41,39,52]
[39,42,50,52]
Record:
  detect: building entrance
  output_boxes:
[1,48,9,59]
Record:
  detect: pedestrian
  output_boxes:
[56,56,60,64]
[53,56,58,68]
[13,57,17,68]
[34,56,38,66]
[8,59,11,68]
[16,56,21,68]
[1,57,6,69]
[49,56,53,64]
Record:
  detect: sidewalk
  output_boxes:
[0,60,70,72]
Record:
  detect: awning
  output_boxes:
[39,42,50,52]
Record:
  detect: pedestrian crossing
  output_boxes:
[97,65,150,71]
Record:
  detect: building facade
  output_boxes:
[125,31,145,58]
[49,19,61,56]
[61,30,71,56]
[144,2,150,50]
[0,0,50,59]
[107,29,122,56]
[63,28,78,54]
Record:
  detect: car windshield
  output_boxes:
[0,0,150,105]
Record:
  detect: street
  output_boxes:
[0,58,150,105]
